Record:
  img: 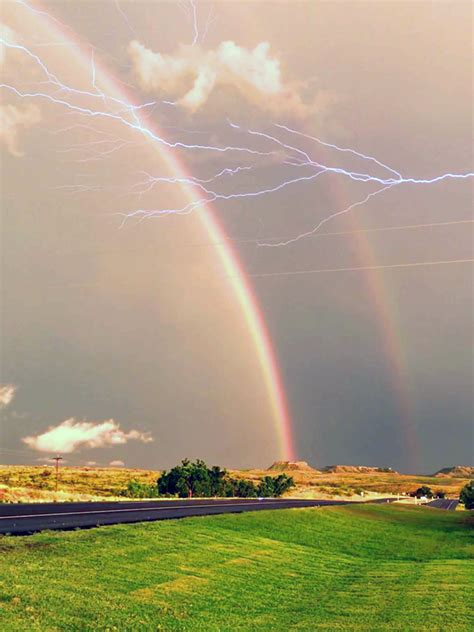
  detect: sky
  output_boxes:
[0,1,472,474]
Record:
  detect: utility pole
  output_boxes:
[51,455,63,493]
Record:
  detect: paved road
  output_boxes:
[0,497,395,535]
[426,498,459,510]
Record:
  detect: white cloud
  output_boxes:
[0,103,41,156]
[109,460,125,467]
[128,39,307,116]
[22,418,153,454]
[0,384,17,409]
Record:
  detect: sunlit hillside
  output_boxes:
[0,465,158,502]
[0,464,468,503]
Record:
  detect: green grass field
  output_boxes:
[0,505,472,631]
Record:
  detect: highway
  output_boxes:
[425,498,459,510]
[0,497,395,535]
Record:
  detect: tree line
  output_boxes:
[122,459,295,499]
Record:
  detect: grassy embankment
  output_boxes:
[0,504,472,630]
[0,464,467,502]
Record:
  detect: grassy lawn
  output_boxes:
[0,505,472,631]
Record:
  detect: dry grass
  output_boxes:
[0,485,124,503]
[0,465,158,502]
[230,467,468,500]
[0,463,467,503]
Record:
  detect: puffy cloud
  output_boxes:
[23,418,153,454]
[0,103,41,156]
[128,39,307,116]
[0,384,17,409]
[109,460,125,467]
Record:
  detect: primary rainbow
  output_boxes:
[29,2,296,461]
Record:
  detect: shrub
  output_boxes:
[121,480,159,498]
[232,478,258,498]
[257,474,294,497]
[414,486,434,499]
[460,480,474,509]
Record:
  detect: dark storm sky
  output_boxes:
[0,1,472,473]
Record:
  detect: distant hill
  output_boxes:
[322,465,399,475]
[433,466,474,478]
[267,460,318,473]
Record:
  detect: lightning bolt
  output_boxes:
[1,4,473,246]
[180,0,216,46]
[114,0,138,39]
[189,0,199,46]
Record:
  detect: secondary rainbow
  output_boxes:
[323,176,419,471]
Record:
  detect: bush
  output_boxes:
[257,474,294,497]
[232,478,258,498]
[460,480,474,509]
[414,486,434,499]
[121,480,159,498]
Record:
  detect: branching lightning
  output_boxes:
[1,2,473,249]
[179,0,216,46]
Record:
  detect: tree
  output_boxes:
[155,459,295,499]
[209,465,227,496]
[257,476,276,497]
[271,473,294,497]
[157,459,212,498]
[460,480,474,509]
[233,478,258,498]
[414,486,434,499]
[257,474,295,497]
